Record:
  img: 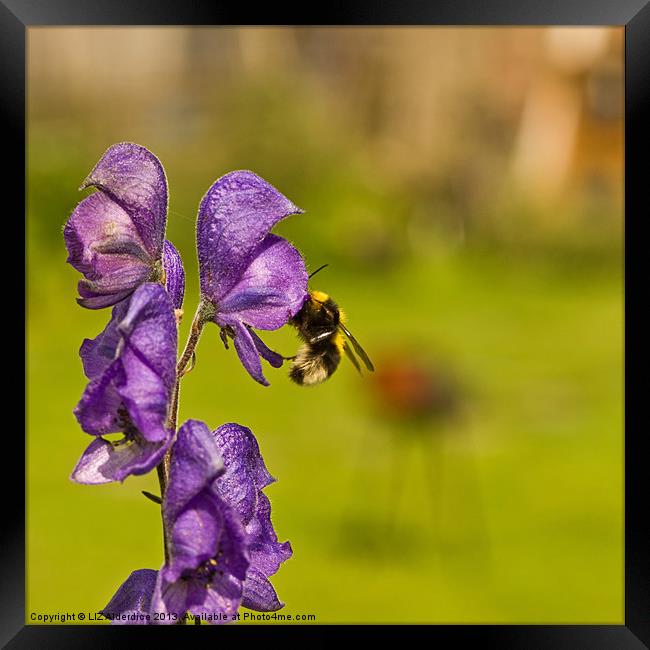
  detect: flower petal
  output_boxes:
[116,283,177,442]
[70,435,171,484]
[82,142,168,259]
[188,573,242,621]
[213,505,250,582]
[162,239,185,309]
[151,570,191,623]
[75,287,136,310]
[79,299,130,379]
[166,493,223,582]
[74,359,124,436]
[118,283,178,388]
[213,423,275,524]
[197,171,303,302]
[230,321,269,386]
[247,491,293,577]
[217,234,308,331]
[64,192,149,275]
[241,566,284,612]
[65,192,152,309]
[165,420,225,523]
[249,329,284,368]
[100,569,157,625]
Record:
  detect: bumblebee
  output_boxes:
[288,267,374,386]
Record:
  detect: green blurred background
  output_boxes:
[27,27,623,623]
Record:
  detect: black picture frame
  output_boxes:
[7,0,646,646]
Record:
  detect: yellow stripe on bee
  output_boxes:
[310,290,330,303]
[333,331,345,353]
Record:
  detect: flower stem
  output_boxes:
[155,301,210,564]
[177,301,210,376]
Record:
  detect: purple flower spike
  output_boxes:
[196,171,309,385]
[64,143,172,309]
[70,283,177,484]
[101,569,157,625]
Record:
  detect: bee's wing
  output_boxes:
[339,323,374,372]
[343,340,362,375]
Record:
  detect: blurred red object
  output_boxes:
[369,352,460,422]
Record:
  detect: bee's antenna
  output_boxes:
[309,263,329,279]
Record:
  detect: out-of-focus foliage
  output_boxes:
[27,27,623,623]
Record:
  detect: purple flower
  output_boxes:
[196,171,309,385]
[127,419,292,623]
[70,283,177,484]
[64,142,184,309]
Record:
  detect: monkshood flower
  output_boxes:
[70,283,177,484]
[64,142,184,309]
[196,171,309,385]
[104,420,292,623]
